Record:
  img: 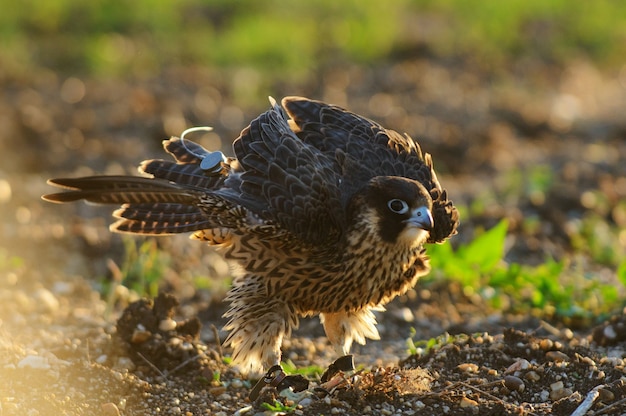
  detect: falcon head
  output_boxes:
[351,176,434,247]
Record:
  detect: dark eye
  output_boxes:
[387,198,409,214]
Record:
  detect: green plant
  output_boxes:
[407,331,469,357]
[101,237,170,299]
[281,359,324,379]
[427,219,626,320]
[261,399,297,413]
[124,237,170,297]
[428,219,508,289]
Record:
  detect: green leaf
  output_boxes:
[460,219,508,273]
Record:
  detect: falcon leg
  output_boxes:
[320,308,381,358]
[223,281,299,375]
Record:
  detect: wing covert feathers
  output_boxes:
[281,96,458,243]
[43,96,458,243]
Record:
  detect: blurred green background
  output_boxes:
[3,0,625,80]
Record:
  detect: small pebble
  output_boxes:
[217,393,232,401]
[603,325,617,340]
[579,356,596,367]
[233,407,252,416]
[505,358,530,374]
[550,381,564,391]
[159,318,177,331]
[131,329,152,344]
[299,398,313,407]
[209,386,226,395]
[598,388,615,402]
[525,371,540,382]
[460,396,478,407]
[392,307,414,322]
[546,351,569,362]
[539,339,554,351]
[503,375,525,392]
[550,387,572,401]
[457,363,479,373]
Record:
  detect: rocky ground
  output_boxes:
[1,55,626,415]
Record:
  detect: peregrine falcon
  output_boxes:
[44,96,459,376]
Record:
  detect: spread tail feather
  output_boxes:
[43,176,209,235]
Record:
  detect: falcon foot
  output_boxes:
[249,365,309,401]
[320,354,355,383]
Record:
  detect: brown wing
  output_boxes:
[282,96,458,243]
[230,98,345,245]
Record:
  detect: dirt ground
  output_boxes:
[1,55,626,415]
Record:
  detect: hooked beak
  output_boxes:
[405,206,434,231]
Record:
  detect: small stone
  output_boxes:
[603,325,617,340]
[579,356,596,367]
[550,387,572,401]
[525,371,541,382]
[230,379,243,389]
[548,380,572,400]
[392,307,414,322]
[550,381,564,391]
[505,358,531,374]
[299,398,313,407]
[460,396,478,407]
[503,376,525,392]
[217,393,232,401]
[209,386,226,396]
[96,354,108,364]
[131,328,152,344]
[546,351,569,362]
[159,318,177,332]
[539,339,554,351]
[598,388,615,402]
[457,363,479,373]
